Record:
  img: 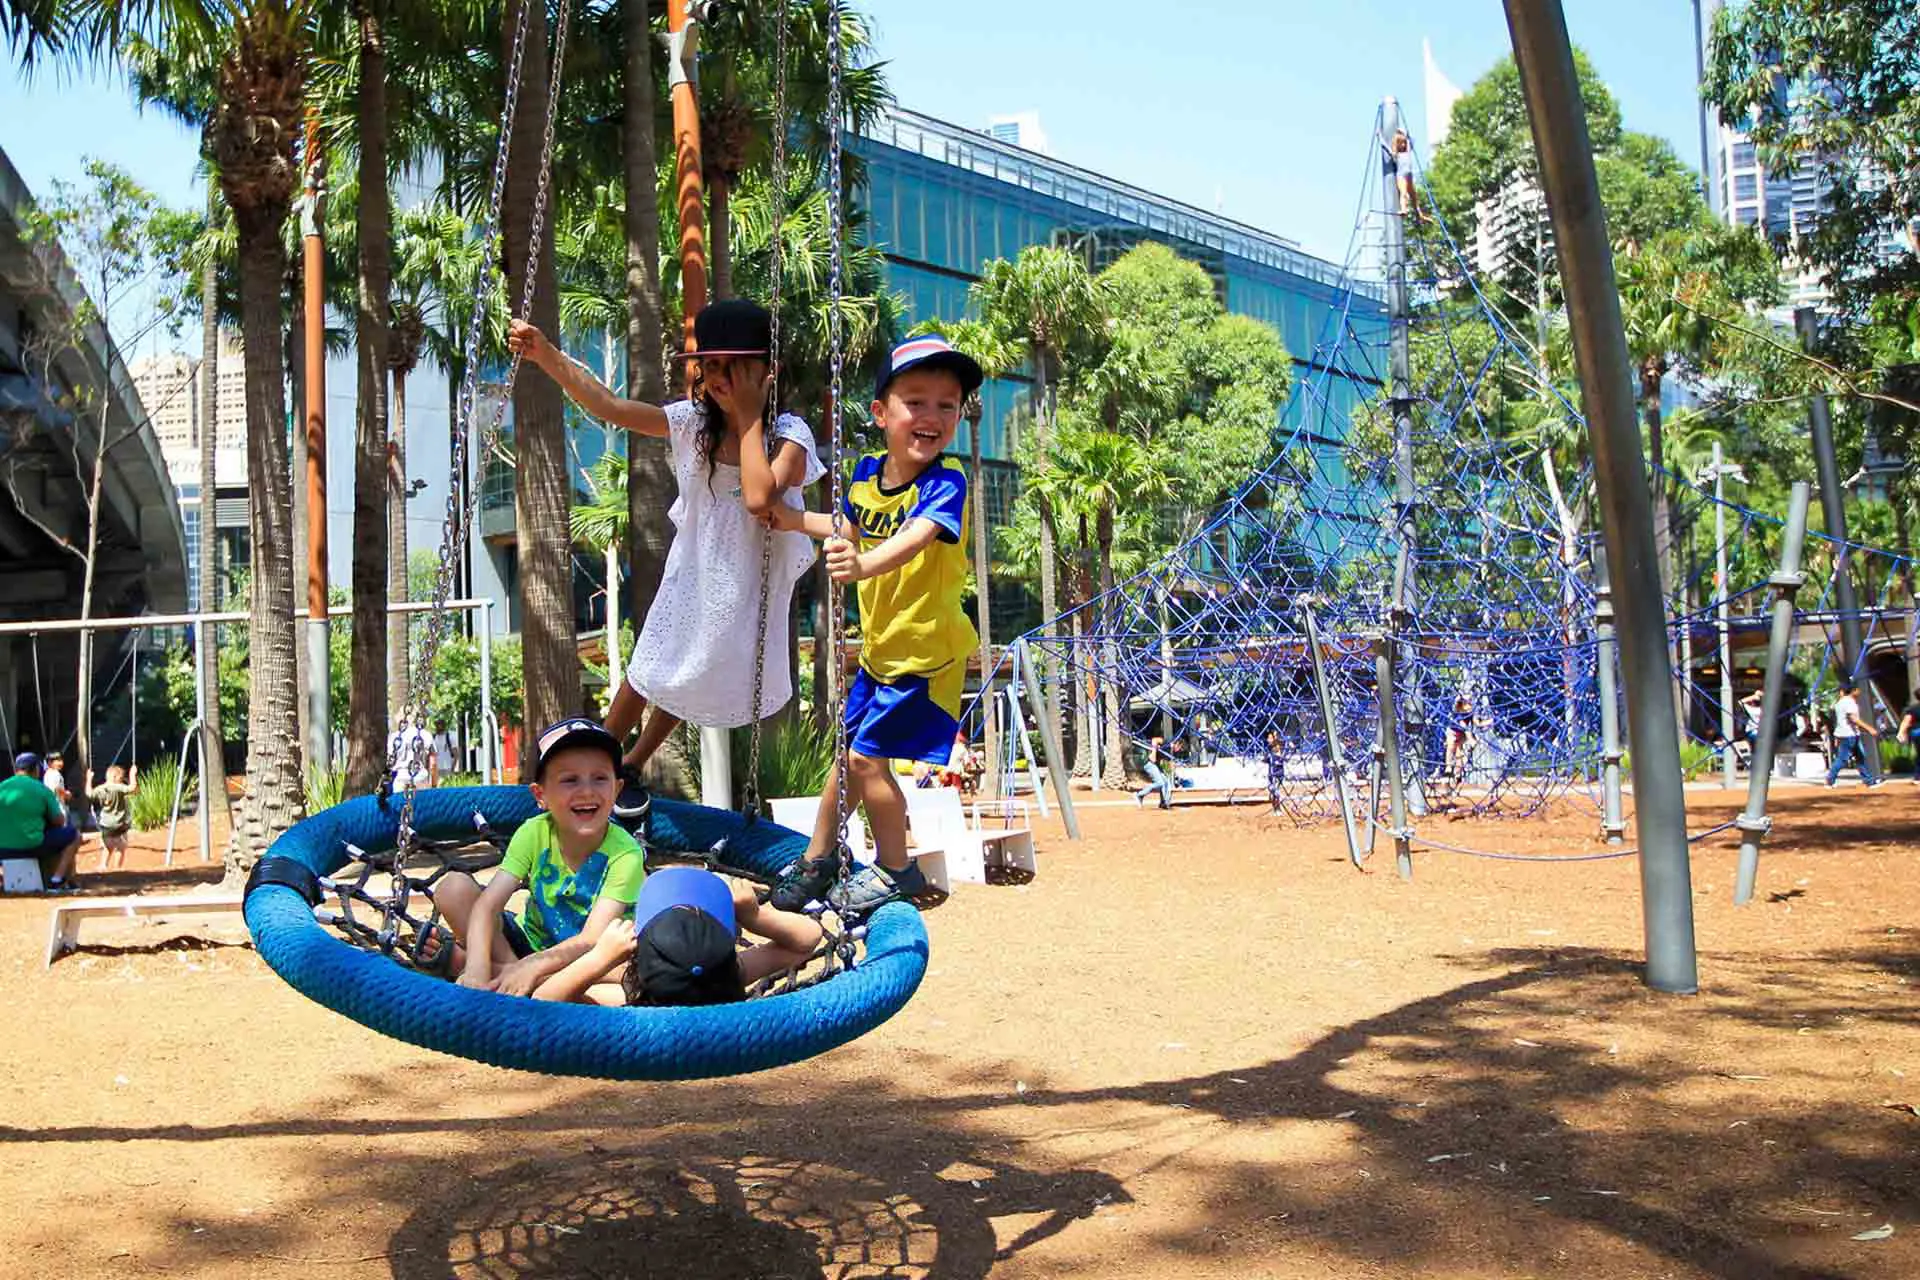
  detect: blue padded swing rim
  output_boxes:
[244,785,928,1081]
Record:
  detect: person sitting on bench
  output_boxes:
[1,753,79,893]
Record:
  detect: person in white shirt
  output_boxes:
[387,723,437,792]
[1824,681,1881,787]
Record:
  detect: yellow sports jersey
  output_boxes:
[842,452,978,686]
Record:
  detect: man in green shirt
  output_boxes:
[0,753,79,891]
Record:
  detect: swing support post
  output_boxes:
[1507,0,1697,993]
[1016,637,1080,839]
[1301,602,1364,869]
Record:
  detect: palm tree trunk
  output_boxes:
[969,407,996,796]
[347,0,392,794]
[227,206,305,876]
[1642,365,1684,734]
[709,172,732,301]
[505,0,577,764]
[1032,350,1062,745]
[624,0,674,722]
[76,420,107,792]
[387,368,410,710]
[196,179,232,829]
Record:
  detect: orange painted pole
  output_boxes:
[302,109,331,769]
[665,0,707,348]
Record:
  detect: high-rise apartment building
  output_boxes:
[130,326,248,480]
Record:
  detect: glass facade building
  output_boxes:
[850,109,1380,474]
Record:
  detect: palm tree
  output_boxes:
[342,0,392,794]
[973,245,1108,741]
[71,1,317,873]
[501,0,576,759]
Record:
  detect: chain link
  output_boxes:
[740,0,792,821]
[388,0,571,867]
[824,0,854,890]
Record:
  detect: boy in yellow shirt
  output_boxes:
[766,335,983,914]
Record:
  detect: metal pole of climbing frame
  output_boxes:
[1301,603,1365,869]
[1797,308,1865,679]
[1734,483,1810,906]
[1370,632,1413,879]
[1380,96,1427,820]
[1712,443,1737,788]
[478,599,496,784]
[1593,547,1626,842]
[1507,0,1697,993]
[1015,637,1080,839]
[301,108,331,774]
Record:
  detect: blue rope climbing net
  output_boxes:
[974,108,1920,831]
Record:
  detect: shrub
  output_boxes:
[674,716,838,813]
[305,765,348,814]
[129,758,196,832]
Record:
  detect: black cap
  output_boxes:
[532,717,622,780]
[623,906,746,1007]
[675,298,773,359]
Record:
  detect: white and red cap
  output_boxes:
[873,334,985,401]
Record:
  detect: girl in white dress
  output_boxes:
[507,300,824,779]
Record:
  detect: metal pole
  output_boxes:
[1692,0,1716,218]
[302,109,331,774]
[1799,307,1865,676]
[699,726,732,809]
[478,599,496,785]
[1713,443,1736,787]
[162,722,196,868]
[1735,483,1810,905]
[1507,0,1697,993]
[191,618,211,864]
[1006,686,1049,817]
[1016,637,1081,839]
[1370,633,1414,879]
[1302,603,1365,869]
[1380,96,1428,821]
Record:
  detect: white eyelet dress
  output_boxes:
[624,399,825,728]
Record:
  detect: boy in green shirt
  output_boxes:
[433,718,646,998]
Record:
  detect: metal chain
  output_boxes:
[389,0,571,866]
[740,0,791,821]
[824,0,855,891]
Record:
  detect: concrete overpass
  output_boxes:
[0,143,188,756]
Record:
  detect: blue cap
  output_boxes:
[874,334,984,402]
[12,752,39,774]
[532,717,622,780]
[632,865,737,936]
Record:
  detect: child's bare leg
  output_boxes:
[735,881,823,981]
[852,752,909,872]
[430,871,517,966]
[626,705,684,771]
[805,763,848,862]
[604,680,650,748]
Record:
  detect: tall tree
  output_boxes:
[344,0,391,793]
[502,0,577,758]
[622,0,673,721]
[72,1,316,872]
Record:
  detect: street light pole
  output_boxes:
[1701,442,1744,788]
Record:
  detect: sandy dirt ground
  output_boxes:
[1,780,1917,1279]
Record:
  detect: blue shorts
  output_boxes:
[846,669,960,766]
[0,824,78,867]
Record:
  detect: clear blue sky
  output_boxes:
[0,0,1713,331]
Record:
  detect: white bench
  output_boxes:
[45,892,245,968]
[903,786,1037,885]
[768,796,952,895]
[3,859,44,895]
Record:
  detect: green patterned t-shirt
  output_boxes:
[499,813,645,951]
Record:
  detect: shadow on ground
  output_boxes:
[9,937,1917,1278]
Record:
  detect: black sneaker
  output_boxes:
[613,767,652,830]
[768,855,839,912]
